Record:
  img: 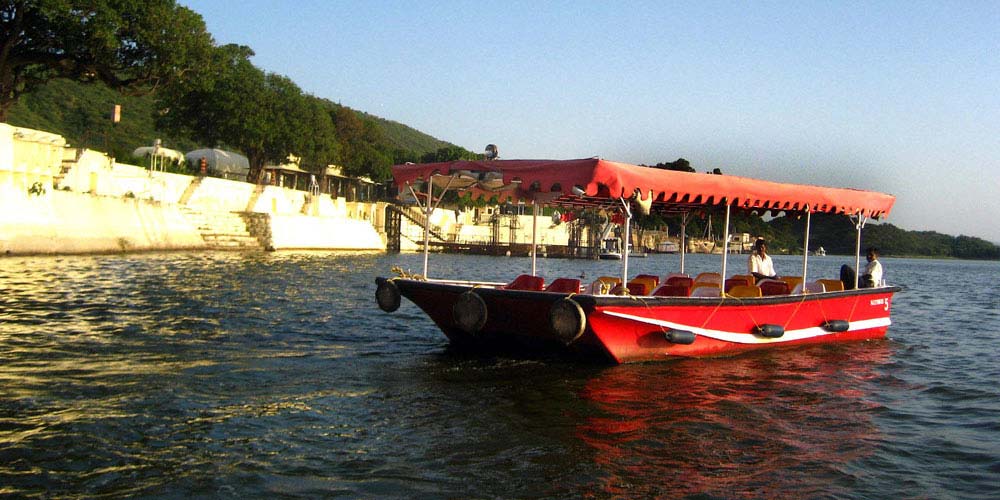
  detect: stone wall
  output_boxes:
[0,189,205,255]
[1,124,386,255]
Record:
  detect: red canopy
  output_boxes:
[392,158,895,218]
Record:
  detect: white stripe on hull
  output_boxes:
[602,310,892,344]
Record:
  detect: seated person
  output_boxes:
[748,239,778,283]
[859,247,883,288]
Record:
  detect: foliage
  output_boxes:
[749,212,1000,260]
[155,44,330,181]
[327,101,387,179]
[154,43,474,182]
[4,3,470,183]
[358,110,451,154]
[641,158,695,172]
[419,145,481,163]
[10,75,467,183]
[6,77,197,158]
[0,0,214,121]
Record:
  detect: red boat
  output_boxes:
[375,158,898,364]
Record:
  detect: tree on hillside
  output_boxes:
[420,145,480,163]
[157,44,337,182]
[643,158,696,172]
[0,0,214,121]
[329,104,392,179]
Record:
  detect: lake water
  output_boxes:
[1,251,998,498]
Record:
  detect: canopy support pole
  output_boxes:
[720,202,731,287]
[409,175,457,279]
[421,180,432,278]
[679,212,689,275]
[531,200,539,276]
[620,199,632,289]
[801,209,811,292]
[853,212,868,288]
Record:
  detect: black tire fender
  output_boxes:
[376,280,401,312]
[452,291,488,334]
[822,319,850,332]
[549,298,586,345]
[664,329,696,344]
[754,324,785,338]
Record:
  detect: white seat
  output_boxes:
[791,281,826,294]
[693,272,722,285]
[691,285,721,297]
[585,277,620,295]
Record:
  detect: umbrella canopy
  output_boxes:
[132,146,185,163]
[392,158,895,219]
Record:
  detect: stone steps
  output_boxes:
[180,207,262,250]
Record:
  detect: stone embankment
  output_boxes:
[1,123,386,256]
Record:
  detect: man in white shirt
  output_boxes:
[861,247,883,287]
[748,239,777,283]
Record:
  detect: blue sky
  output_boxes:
[180,0,1000,243]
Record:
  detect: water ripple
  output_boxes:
[0,252,998,498]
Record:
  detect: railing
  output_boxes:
[386,204,449,243]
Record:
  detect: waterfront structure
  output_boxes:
[0,124,384,254]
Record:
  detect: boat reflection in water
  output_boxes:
[576,342,891,498]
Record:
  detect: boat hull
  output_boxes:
[376,277,899,364]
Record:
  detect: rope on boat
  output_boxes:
[700,296,727,330]
[629,294,670,335]
[847,293,860,322]
[390,266,425,281]
[729,295,764,333]
[784,292,809,329]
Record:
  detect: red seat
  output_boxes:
[653,284,691,297]
[504,274,545,291]
[626,276,659,295]
[724,277,751,293]
[759,279,790,296]
[666,276,694,288]
[545,278,581,293]
[633,274,660,287]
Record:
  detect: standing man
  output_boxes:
[748,239,777,283]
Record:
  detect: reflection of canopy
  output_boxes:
[392,158,895,218]
[132,146,185,163]
[185,148,249,176]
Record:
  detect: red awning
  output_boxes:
[392,158,895,218]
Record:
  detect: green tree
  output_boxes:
[156,44,336,182]
[326,103,401,180]
[643,158,696,172]
[0,0,214,121]
[420,145,479,163]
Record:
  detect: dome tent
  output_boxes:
[185,148,250,180]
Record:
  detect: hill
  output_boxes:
[760,213,999,260]
[655,210,999,260]
[358,110,452,154]
[6,78,457,166]
[7,78,197,160]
